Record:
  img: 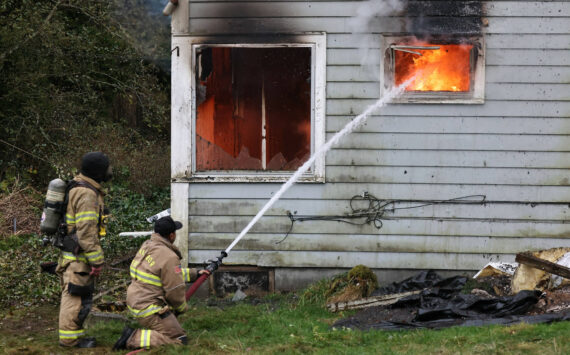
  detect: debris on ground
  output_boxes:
[332,251,570,331]
[471,274,512,296]
[232,289,247,302]
[473,262,517,279]
[514,248,570,292]
[333,271,550,330]
[327,290,421,312]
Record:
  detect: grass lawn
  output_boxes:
[1,231,569,354]
[2,293,570,355]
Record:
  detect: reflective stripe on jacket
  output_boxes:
[57,174,106,270]
[126,234,197,317]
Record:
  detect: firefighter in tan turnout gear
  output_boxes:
[113,216,210,350]
[57,152,112,348]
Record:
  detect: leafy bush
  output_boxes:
[0,179,170,309]
[0,0,173,310]
[0,234,61,309]
[103,182,170,260]
[0,0,171,189]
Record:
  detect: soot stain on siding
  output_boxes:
[404,0,485,36]
[202,3,297,34]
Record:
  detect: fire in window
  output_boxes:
[195,46,311,172]
[382,36,485,103]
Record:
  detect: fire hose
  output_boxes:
[185,251,227,300]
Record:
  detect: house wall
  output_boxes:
[171,0,570,288]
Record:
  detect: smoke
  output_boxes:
[349,0,405,32]
[347,0,406,80]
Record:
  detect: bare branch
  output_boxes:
[0,0,63,65]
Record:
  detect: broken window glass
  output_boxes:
[195,47,311,171]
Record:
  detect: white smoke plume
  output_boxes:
[347,0,406,80]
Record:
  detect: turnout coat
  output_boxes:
[127,234,198,317]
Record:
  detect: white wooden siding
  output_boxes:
[189,234,570,254]
[189,199,569,220]
[326,82,570,100]
[178,0,570,271]
[189,182,569,202]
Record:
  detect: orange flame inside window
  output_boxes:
[395,43,473,92]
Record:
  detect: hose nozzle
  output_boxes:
[205,251,227,273]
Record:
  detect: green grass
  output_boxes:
[2,296,570,355]
[170,296,570,355]
[2,185,570,354]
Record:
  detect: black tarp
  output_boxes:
[333,271,569,331]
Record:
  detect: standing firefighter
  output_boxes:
[57,152,112,348]
[113,216,209,350]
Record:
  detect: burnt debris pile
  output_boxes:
[332,269,570,331]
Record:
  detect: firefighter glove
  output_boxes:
[89,265,102,277]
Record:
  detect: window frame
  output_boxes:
[380,35,485,104]
[188,34,326,183]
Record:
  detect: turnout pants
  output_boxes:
[126,311,186,349]
[58,261,94,346]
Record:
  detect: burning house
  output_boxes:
[167,0,570,292]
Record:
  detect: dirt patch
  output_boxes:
[0,305,58,336]
[0,305,118,355]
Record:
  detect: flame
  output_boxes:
[395,43,473,92]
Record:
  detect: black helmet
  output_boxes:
[81,152,111,183]
[154,216,183,238]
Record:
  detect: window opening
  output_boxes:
[195,47,311,172]
[383,36,485,104]
[393,43,472,92]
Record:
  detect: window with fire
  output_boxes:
[382,36,485,103]
[191,39,325,181]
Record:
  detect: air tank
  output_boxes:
[40,178,67,234]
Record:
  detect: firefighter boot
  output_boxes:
[113,326,135,350]
[76,337,97,348]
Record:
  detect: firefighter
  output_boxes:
[113,216,209,350]
[57,151,112,348]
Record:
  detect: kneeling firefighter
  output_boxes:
[56,152,112,348]
[113,216,210,350]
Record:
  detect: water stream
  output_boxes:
[224,80,412,255]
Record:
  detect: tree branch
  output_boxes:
[0,0,63,65]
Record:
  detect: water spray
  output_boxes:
[185,79,413,300]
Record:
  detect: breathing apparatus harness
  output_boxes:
[41,179,103,255]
